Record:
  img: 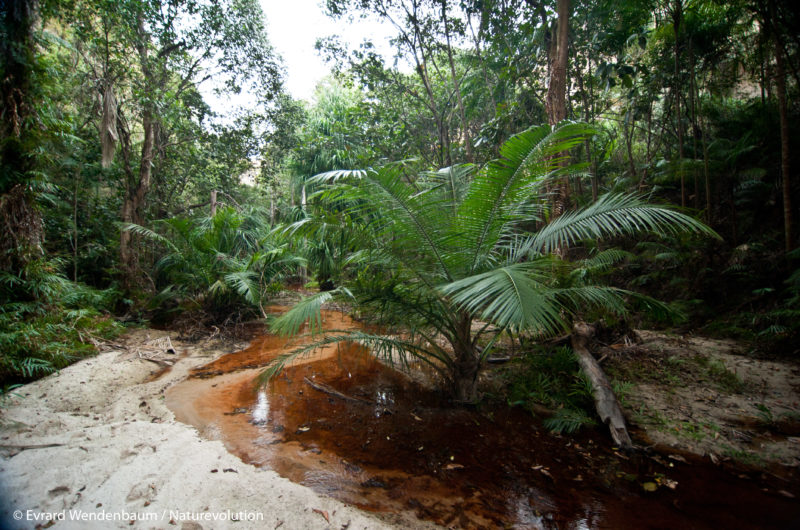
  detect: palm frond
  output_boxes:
[416,164,475,212]
[224,271,260,305]
[320,165,456,282]
[525,193,721,256]
[458,123,596,273]
[307,168,369,184]
[269,287,352,336]
[120,223,179,252]
[582,249,632,270]
[440,262,564,334]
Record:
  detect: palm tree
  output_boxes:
[264,123,718,404]
[126,206,303,318]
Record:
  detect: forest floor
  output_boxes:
[1,322,797,529]
[604,330,800,477]
[0,328,395,530]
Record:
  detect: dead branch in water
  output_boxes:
[303,377,373,405]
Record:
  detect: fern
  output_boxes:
[543,408,597,434]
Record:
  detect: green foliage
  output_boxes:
[127,206,302,320]
[0,259,123,385]
[543,408,598,435]
[266,123,716,401]
[506,346,598,434]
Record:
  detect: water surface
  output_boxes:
[166,309,800,529]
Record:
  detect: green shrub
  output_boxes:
[0,259,123,385]
[126,206,304,320]
[506,346,597,433]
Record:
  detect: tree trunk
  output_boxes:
[119,112,155,288]
[546,0,571,216]
[545,0,570,127]
[640,98,654,190]
[774,33,794,252]
[441,0,472,163]
[689,38,699,209]
[624,109,638,182]
[73,170,80,281]
[578,70,598,202]
[672,0,686,208]
[571,322,633,450]
[270,197,275,225]
[701,110,712,222]
[119,17,159,290]
[0,0,43,273]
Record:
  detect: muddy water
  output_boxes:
[166,309,800,529]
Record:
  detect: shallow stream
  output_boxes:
[166,309,800,529]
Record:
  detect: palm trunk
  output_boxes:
[450,314,480,403]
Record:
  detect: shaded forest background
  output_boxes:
[1,0,798,390]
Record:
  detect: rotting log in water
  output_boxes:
[571,321,633,450]
[303,377,373,405]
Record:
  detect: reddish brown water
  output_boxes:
[166,310,800,529]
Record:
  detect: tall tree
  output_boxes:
[0,0,43,272]
[546,0,572,215]
[767,0,794,252]
[69,0,283,289]
[671,0,686,208]
[546,0,570,126]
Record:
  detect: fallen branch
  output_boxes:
[140,357,174,367]
[486,356,511,364]
[0,443,65,456]
[303,377,372,404]
[571,322,633,450]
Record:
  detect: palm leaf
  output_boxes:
[224,271,260,305]
[120,223,179,252]
[440,262,565,334]
[457,123,596,273]
[524,193,721,256]
[316,165,456,282]
[270,287,353,336]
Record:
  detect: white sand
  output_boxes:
[0,330,396,530]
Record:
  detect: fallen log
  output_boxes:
[571,322,633,450]
[303,377,372,405]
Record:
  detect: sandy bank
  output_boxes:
[0,329,395,530]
